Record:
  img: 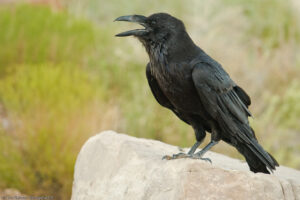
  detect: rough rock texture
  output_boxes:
[71,131,300,200]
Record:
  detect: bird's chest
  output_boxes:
[150,62,200,111]
[158,69,186,90]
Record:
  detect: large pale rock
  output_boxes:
[71,131,300,200]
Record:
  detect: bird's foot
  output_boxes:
[162,152,190,160]
[189,154,212,163]
[162,152,211,163]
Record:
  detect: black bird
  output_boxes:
[115,13,279,173]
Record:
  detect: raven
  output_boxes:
[115,13,279,173]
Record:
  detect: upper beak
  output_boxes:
[114,15,149,37]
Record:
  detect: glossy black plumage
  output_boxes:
[115,13,279,173]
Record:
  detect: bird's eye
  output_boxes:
[151,20,157,25]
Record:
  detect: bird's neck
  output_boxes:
[146,40,168,78]
[143,31,199,65]
[142,32,200,81]
[167,31,199,62]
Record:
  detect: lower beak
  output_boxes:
[114,15,149,37]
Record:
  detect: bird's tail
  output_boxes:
[235,129,279,174]
[216,106,279,174]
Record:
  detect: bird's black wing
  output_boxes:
[234,85,251,108]
[192,61,276,171]
[146,63,190,124]
[192,61,251,124]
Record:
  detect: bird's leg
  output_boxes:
[163,126,221,162]
[188,125,206,155]
[162,141,201,160]
[162,126,206,160]
[187,141,201,155]
[191,127,220,161]
[191,140,218,160]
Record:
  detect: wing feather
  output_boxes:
[192,62,276,171]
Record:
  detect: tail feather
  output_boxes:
[246,139,277,173]
[236,142,278,174]
[239,126,276,169]
[236,144,270,174]
[217,108,279,173]
[234,127,279,173]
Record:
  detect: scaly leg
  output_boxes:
[162,141,201,160]
[163,125,206,160]
[163,125,220,163]
[191,140,218,159]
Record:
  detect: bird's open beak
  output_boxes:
[114,15,150,37]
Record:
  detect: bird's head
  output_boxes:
[115,13,186,43]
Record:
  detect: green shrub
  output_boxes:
[0,4,96,69]
[0,5,108,199]
[0,63,103,199]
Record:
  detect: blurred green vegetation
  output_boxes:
[0,5,96,70]
[0,4,191,199]
[225,0,300,49]
[0,1,299,199]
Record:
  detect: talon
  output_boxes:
[201,157,212,163]
[172,152,187,159]
[162,152,192,160]
[162,152,212,163]
[162,155,172,160]
[190,155,212,163]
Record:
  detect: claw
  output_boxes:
[162,152,191,160]
[190,156,212,163]
[162,155,172,160]
[172,152,190,159]
[162,152,212,163]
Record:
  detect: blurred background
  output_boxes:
[0,0,299,199]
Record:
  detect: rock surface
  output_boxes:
[71,131,300,200]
